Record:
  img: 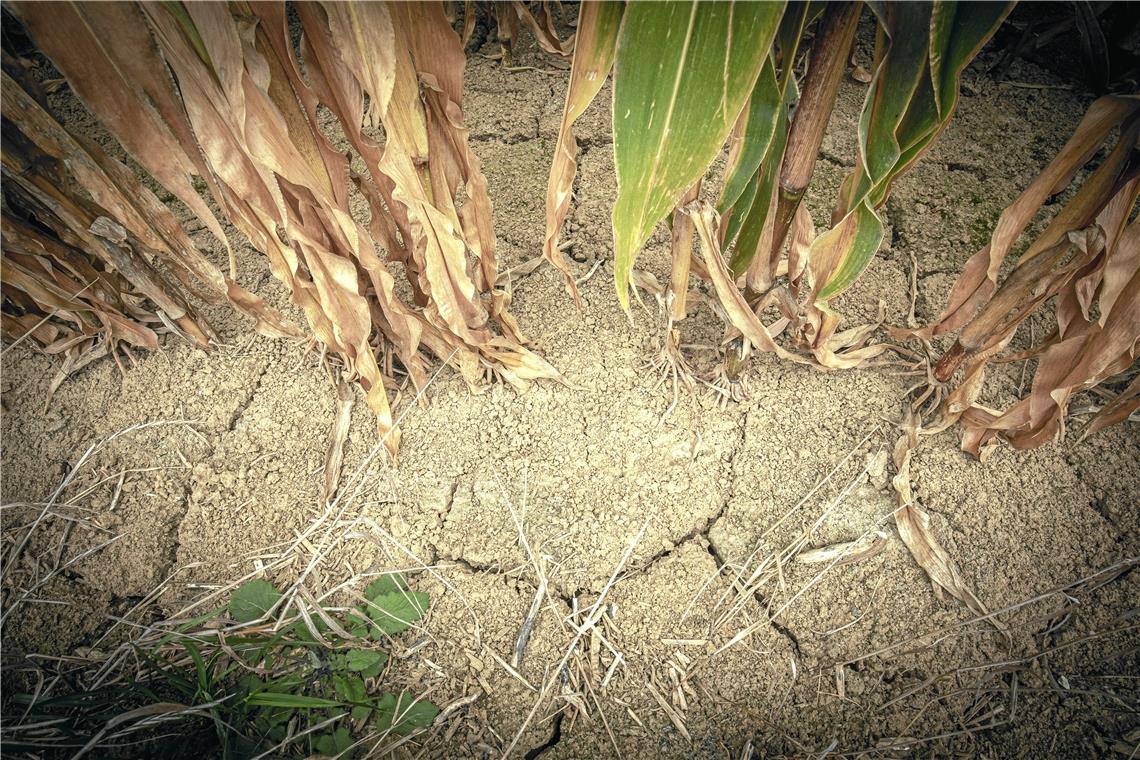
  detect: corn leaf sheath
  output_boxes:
[721,1,817,284]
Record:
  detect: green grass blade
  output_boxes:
[611,1,784,308]
[245,693,344,709]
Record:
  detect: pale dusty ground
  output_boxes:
[2,16,1139,760]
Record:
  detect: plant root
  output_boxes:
[701,338,751,409]
[645,326,696,422]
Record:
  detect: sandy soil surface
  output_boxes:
[3,16,1138,760]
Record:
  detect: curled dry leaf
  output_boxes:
[797,530,890,566]
[1,70,220,373]
[891,409,1007,636]
[916,95,1139,341]
[10,1,562,455]
[322,382,356,506]
[687,203,811,365]
[668,181,702,323]
[543,2,623,305]
[919,97,1140,454]
[506,1,575,57]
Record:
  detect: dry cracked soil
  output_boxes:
[2,14,1138,760]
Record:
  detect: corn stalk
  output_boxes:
[10,1,559,456]
[913,96,1140,455]
[546,1,1012,365]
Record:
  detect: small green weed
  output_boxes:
[6,573,439,759]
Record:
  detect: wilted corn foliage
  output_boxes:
[545,0,1013,368]
[8,1,559,456]
[0,60,296,396]
[911,95,1140,456]
[474,0,573,63]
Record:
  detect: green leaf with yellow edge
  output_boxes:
[812,203,885,302]
[611,1,785,308]
[810,1,1012,306]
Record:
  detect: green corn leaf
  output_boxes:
[727,86,793,273]
[813,203,885,301]
[365,591,430,635]
[930,2,1016,114]
[722,1,811,269]
[810,0,1012,306]
[375,692,440,735]
[611,0,785,308]
[718,57,781,217]
[775,2,824,88]
[228,579,281,623]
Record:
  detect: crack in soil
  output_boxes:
[225,364,269,433]
[945,161,988,179]
[819,150,855,168]
[706,408,804,658]
[166,478,194,572]
[523,709,565,759]
[469,132,539,145]
[435,553,508,577]
[169,358,270,569]
[611,405,751,580]
[704,539,803,659]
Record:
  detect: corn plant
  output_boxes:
[545,0,1013,367]
[7,1,560,456]
[474,0,572,63]
[0,64,297,395]
[910,95,1140,455]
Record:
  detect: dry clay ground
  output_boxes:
[3,26,1139,760]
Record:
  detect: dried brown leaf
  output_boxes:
[322,382,356,505]
[543,2,621,305]
[891,409,1006,635]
